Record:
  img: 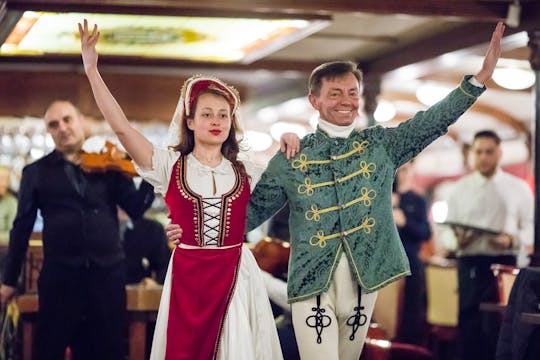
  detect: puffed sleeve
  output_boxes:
[243,160,265,192]
[134,147,180,196]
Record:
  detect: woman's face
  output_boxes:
[187,93,232,147]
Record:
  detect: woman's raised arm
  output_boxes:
[79,19,154,169]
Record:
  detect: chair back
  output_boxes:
[251,237,290,277]
[490,264,519,305]
[425,263,458,327]
[372,278,405,339]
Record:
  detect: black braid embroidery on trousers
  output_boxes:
[346,286,368,340]
[305,295,332,344]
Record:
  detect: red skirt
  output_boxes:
[165,244,241,360]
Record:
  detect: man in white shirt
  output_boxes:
[445,130,533,360]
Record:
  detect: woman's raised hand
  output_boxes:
[78,19,100,74]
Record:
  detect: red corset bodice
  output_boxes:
[164,155,250,247]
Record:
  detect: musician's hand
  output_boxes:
[391,193,400,208]
[392,207,406,227]
[0,285,16,308]
[165,223,183,245]
[453,226,477,249]
[492,232,513,249]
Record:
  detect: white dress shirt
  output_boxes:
[446,168,533,258]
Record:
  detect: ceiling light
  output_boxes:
[279,98,309,116]
[373,100,396,123]
[492,67,535,90]
[431,201,448,224]
[1,11,328,64]
[416,83,453,106]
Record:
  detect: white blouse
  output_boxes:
[135,148,263,246]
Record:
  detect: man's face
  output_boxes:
[471,137,501,177]
[44,102,86,154]
[308,72,360,127]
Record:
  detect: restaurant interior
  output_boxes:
[0,1,539,359]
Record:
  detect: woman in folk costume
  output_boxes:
[79,20,294,359]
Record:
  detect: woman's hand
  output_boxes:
[280,132,301,159]
[78,19,100,74]
[165,223,183,245]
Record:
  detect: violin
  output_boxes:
[251,237,290,278]
[80,140,138,177]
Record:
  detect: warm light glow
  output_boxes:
[256,107,280,123]
[0,11,328,64]
[309,113,319,129]
[492,67,535,90]
[373,100,396,123]
[431,201,448,224]
[244,130,273,152]
[270,122,306,141]
[416,83,453,106]
[279,97,309,116]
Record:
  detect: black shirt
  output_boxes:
[3,150,155,286]
[122,217,170,284]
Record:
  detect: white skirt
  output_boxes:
[150,244,284,360]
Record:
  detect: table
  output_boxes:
[15,285,162,360]
[521,312,540,325]
[479,302,506,314]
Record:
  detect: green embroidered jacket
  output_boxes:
[247,76,485,303]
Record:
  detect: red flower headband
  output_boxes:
[181,75,240,117]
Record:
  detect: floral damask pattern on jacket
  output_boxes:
[248,76,485,303]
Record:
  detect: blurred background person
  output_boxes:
[392,160,431,345]
[0,100,155,360]
[0,165,17,276]
[266,204,291,242]
[445,130,533,360]
[119,204,171,285]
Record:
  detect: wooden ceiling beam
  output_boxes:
[0,55,321,74]
[7,0,511,21]
[364,6,540,74]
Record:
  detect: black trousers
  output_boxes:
[399,259,426,344]
[34,261,127,360]
[457,255,515,360]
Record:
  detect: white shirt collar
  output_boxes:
[471,167,503,185]
[317,118,355,138]
[187,153,230,175]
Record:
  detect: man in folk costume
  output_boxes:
[246,22,505,360]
